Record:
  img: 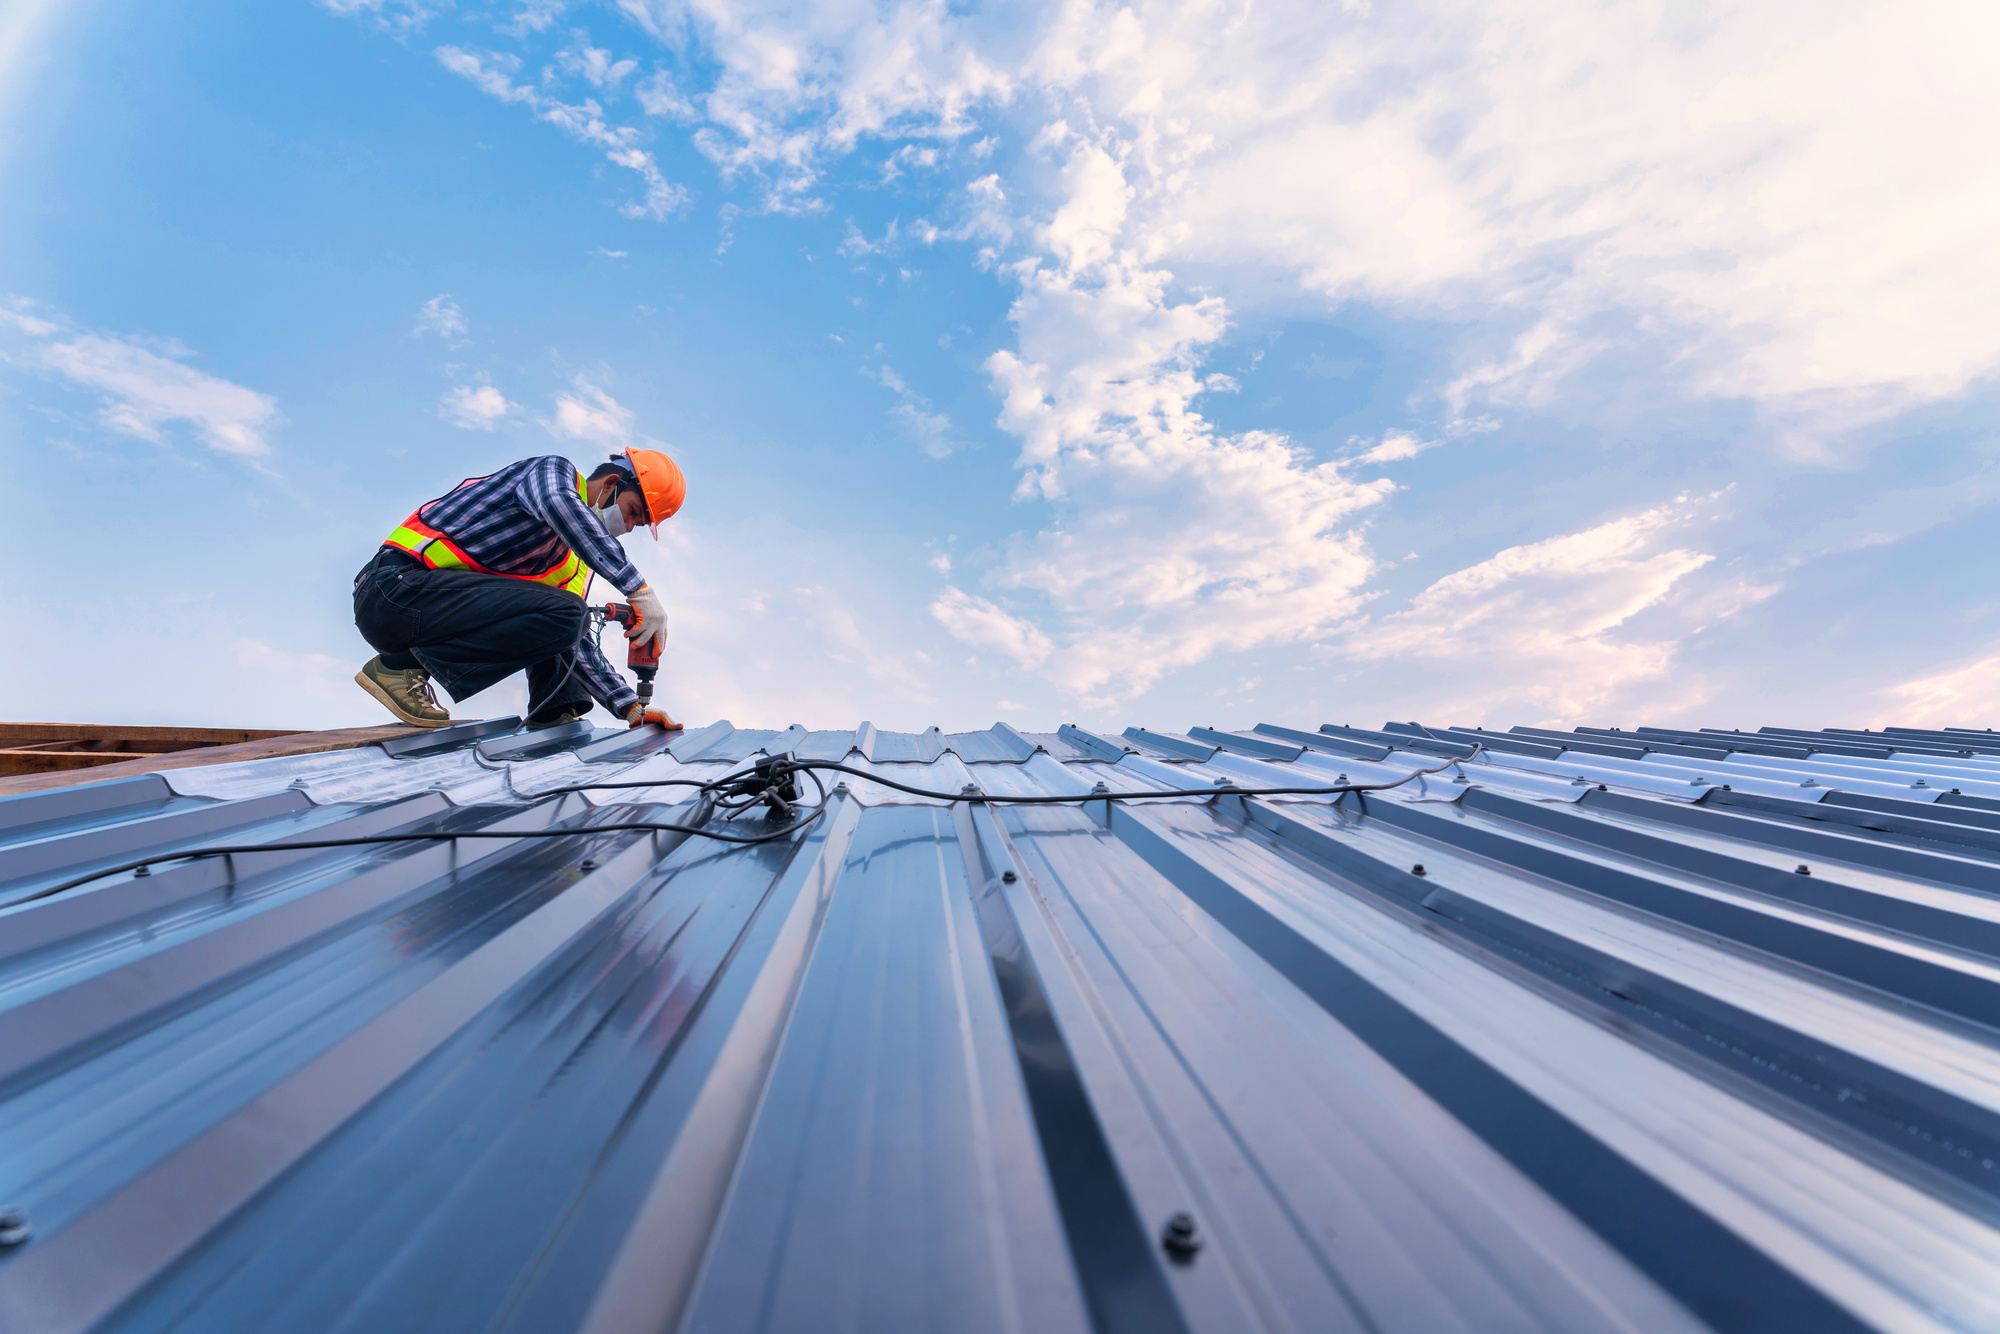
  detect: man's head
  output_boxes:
[587,461,650,532]
[587,449,687,538]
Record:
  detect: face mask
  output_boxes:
[596,501,631,537]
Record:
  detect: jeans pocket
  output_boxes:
[376,568,430,613]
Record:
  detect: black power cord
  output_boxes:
[8,746,1476,909]
[756,749,1479,805]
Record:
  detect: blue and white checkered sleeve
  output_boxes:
[574,625,640,719]
[514,457,646,595]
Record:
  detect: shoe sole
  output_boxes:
[355,670,454,729]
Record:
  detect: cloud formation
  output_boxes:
[415,294,466,338]
[545,376,634,445]
[435,46,687,220]
[1342,501,1721,722]
[871,365,958,458]
[360,0,2000,711]
[440,384,514,429]
[4,305,280,457]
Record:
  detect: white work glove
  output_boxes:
[628,584,668,651]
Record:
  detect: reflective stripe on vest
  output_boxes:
[383,471,594,597]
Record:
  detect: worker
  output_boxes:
[351,449,686,732]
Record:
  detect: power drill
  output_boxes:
[599,602,660,719]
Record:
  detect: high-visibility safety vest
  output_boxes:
[383,471,594,597]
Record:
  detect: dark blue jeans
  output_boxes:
[352,551,590,712]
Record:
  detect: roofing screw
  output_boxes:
[961,784,981,796]
[1912,779,1930,789]
[1597,783,1608,791]
[1337,773,1349,782]
[0,1209,29,1248]
[579,859,598,872]
[1411,863,1427,877]
[1796,864,1812,876]
[1161,1212,1202,1262]
[1091,781,1110,795]
[132,865,149,878]
[1001,870,1018,884]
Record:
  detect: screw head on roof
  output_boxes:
[1001,870,1017,884]
[961,784,981,795]
[1411,863,1427,877]
[1796,864,1811,875]
[1161,1212,1202,1262]
[1800,778,1819,788]
[1598,783,1608,791]
[1337,773,1349,782]
[1091,781,1110,794]
[0,1209,28,1248]
[579,859,598,872]
[132,865,150,878]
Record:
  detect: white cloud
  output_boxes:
[440,384,515,429]
[556,34,638,89]
[415,294,466,338]
[3,307,280,457]
[1348,430,1435,465]
[1879,655,2000,729]
[42,337,279,457]
[546,376,634,445]
[0,304,59,337]
[1340,501,1722,721]
[435,46,688,220]
[930,587,1053,668]
[504,0,566,35]
[623,0,1013,212]
[612,0,2000,426]
[370,0,2000,710]
[871,363,958,457]
[635,68,700,122]
[316,0,435,31]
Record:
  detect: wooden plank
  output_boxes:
[0,724,302,746]
[0,725,426,797]
[0,752,160,776]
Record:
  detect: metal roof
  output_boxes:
[6,715,2000,1332]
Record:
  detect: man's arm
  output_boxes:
[573,631,640,718]
[517,456,646,595]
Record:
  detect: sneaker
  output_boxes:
[355,655,452,728]
[525,702,592,731]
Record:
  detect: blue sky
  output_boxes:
[3,0,1996,734]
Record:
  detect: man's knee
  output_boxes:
[516,591,588,654]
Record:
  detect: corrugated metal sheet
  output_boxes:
[6,716,2000,1332]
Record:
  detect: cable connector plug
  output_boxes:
[718,753,802,819]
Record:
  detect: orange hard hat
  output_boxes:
[624,447,685,534]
